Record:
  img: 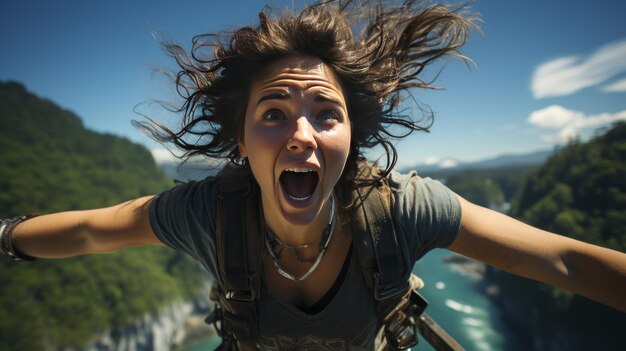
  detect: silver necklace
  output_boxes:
[264,196,336,282]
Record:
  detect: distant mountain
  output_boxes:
[399,150,552,173]
[464,150,552,169]
[155,149,552,182]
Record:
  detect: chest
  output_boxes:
[257,245,383,350]
[261,221,353,309]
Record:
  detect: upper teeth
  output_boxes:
[285,168,315,173]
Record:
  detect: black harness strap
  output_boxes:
[351,165,465,351]
[217,181,250,294]
[215,164,262,351]
[352,178,415,350]
[355,182,406,301]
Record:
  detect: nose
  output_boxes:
[287,117,317,152]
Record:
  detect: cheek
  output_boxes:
[243,124,287,186]
[320,125,352,164]
[244,124,286,151]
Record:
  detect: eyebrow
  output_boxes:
[314,94,342,106]
[256,92,343,107]
[257,92,289,106]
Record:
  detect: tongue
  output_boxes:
[281,171,317,199]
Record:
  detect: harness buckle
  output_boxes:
[225,289,254,302]
[373,272,407,301]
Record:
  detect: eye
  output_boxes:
[317,109,341,122]
[263,109,286,121]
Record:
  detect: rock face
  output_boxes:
[64,300,192,351]
[65,282,215,351]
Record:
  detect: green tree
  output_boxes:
[0,81,206,350]
[494,122,626,350]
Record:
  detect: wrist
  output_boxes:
[0,214,39,262]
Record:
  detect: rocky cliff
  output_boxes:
[63,281,214,351]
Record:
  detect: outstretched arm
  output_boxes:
[447,195,626,312]
[8,196,162,259]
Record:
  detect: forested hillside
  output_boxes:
[0,81,204,350]
[422,165,538,211]
[497,122,626,350]
[418,123,626,349]
[511,123,626,252]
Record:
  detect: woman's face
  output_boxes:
[239,56,351,227]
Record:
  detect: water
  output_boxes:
[183,338,222,351]
[183,249,518,351]
[412,249,519,351]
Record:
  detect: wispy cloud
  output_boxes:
[151,148,226,167]
[527,105,626,143]
[602,77,626,93]
[531,39,626,99]
[440,159,459,168]
[151,148,179,164]
[422,156,459,168]
[424,156,440,165]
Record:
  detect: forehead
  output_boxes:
[251,56,344,95]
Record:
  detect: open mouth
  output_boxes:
[279,168,319,201]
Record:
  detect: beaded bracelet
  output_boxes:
[0,214,39,262]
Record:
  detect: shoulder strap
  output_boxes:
[351,164,466,351]
[352,173,417,350]
[214,163,262,351]
[351,164,408,301]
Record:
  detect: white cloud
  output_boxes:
[602,77,626,93]
[424,156,440,165]
[440,159,459,168]
[421,156,458,169]
[539,127,579,144]
[531,39,626,98]
[151,148,178,164]
[528,105,585,129]
[527,105,626,143]
[151,148,227,167]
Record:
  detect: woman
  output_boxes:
[2,1,625,350]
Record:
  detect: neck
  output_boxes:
[263,196,334,247]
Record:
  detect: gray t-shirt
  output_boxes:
[149,168,461,350]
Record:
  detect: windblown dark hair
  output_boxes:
[135,0,478,205]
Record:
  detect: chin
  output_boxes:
[278,198,324,227]
[282,213,318,227]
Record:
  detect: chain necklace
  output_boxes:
[264,196,336,282]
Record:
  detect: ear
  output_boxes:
[238,137,248,158]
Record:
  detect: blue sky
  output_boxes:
[1,0,625,168]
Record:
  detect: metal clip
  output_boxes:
[386,320,419,350]
[408,288,429,316]
[225,289,254,302]
[205,304,223,336]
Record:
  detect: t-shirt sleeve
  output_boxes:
[148,178,219,274]
[389,170,462,262]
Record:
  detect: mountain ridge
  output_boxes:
[399,149,552,173]
[153,149,553,182]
